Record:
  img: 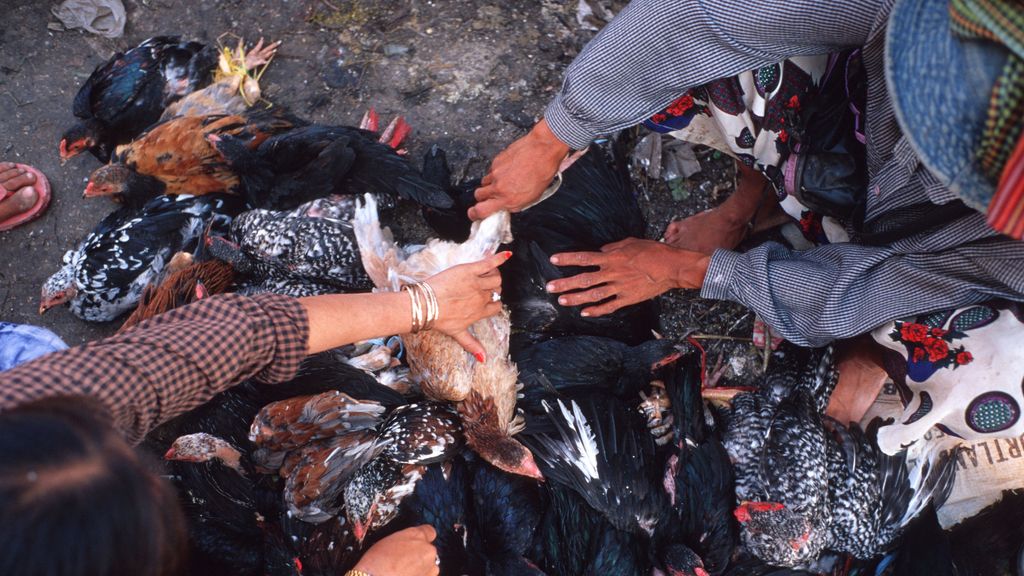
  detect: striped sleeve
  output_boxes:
[544,0,883,149]
[701,234,1024,346]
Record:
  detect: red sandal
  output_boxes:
[0,164,51,232]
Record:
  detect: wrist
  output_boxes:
[671,248,711,290]
[529,119,572,160]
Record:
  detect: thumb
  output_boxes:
[451,330,486,363]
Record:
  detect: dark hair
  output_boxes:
[0,397,186,576]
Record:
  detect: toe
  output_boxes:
[0,162,15,172]
[0,168,36,193]
[13,187,38,209]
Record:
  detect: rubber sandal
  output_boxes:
[0,164,51,232]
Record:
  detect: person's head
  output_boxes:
[0,397,186,576]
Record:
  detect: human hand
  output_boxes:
[546,238,710,317]
[352,525,440,576]
[426,251,512,360]
[468,118,570,220]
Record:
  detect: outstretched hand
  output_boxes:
[353,525,440,576]
[426,251,512,360]
[546,238,711,317]
[468,119,570,221]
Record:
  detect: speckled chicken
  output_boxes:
[84,107,305,205]
[354,193,542,480]
[161,38,278,120]
[723,346,837,567]
[39,193,242,321]
[61,36,216,162]
[822,418,956,560]
[208,196,372,297]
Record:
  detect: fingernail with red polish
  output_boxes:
[502,251,513,260]
[474,352,486,363]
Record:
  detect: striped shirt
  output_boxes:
[544,0,1024,346]
[0,293,309,444]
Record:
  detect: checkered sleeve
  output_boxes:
[544,0,883,149]
[0,293,309,444]
[701,234,1024,347]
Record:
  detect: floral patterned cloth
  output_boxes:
[871,301,1024,454]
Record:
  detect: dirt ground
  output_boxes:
[0,0,760,384]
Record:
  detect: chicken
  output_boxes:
[724,347,837,567]
[84,107,306,205]
[161,38,279,120]
[207,196,373,297]
[249,390,387,454]
[512,334,683,414]
[61,36,216,162]
[40,193,243,321]
[523,395,666,537]
[471,460,545,575]
[211,123,453,211]
[658,357,735,576]
[949,489,1024,575]
[403,461,486,574]
[344,457,426,543]
[726,346,955,567]
[119,254,234,332]
[353,193,542,480]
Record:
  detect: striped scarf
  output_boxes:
[950,0,1024,238]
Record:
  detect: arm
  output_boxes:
[702,237,1024,346]
[471,0,883,219]
[545,0,883,147]
[0,254,507,443]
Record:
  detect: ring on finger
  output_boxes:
[490,291,501,302]
[435,555,441,566]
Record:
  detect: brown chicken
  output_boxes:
[281,430,383,523]
[161,37,279,120]
[84,107,304,205]
[353,194,542,480]
[118,255,235,332]
[249,390,387,455]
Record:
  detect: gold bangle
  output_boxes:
[344,570,373,576]
[419,281,439,331]
[402,284,423,333]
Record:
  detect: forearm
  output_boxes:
[545,0,882,148]
[302,291,412,355]
[701,239,1024,346]
[0,293,308,443]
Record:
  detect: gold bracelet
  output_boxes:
[419,281,439,331]
[402,284,423,333]
[344,570,373,576]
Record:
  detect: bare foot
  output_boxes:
[663,161,772,254]
[0,188,39,222]
[0,162,37,194]
[825,337,889,425]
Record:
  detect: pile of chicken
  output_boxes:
[49,34,970,576]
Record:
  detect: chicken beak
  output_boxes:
[733,503,752,523]
[164,447,178,460]
[352,520,368,544]
[518,453,545,481]
[83,181,96,198]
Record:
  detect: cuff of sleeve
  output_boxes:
[249,293,309,384]
[543,97,599,151]
[699,249,744,302]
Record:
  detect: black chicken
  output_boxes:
[211,124,453,211]
[524,394,667,538]
[401,460,487,574]
[61,36,216,162]
[512,334,682,413]
[653,356,736,576]
[502,148,660,345]
[471,459,546,575]
[530,483,649,576]
[949,488,1024,575]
